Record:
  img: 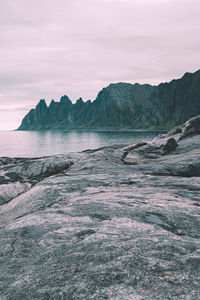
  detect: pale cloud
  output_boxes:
[0,0,199,129]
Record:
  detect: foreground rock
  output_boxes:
[0,116,200,299]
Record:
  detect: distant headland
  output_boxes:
[18,69,200,131]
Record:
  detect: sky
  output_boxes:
[0,0,200,130]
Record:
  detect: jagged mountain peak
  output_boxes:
[76,97,84,104]
[49,99,57,106]
[60,95,72,105]
[108,82,133,88]
[36,99,47,108]
[17,69,200,131]
[182,69,200,78]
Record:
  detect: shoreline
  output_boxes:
[0,116,200,299]
[15,128,168,132]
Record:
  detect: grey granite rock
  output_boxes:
[180,115,200,140]
[0,119,200,299]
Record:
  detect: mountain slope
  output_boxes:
[18,83,155,130]
[17,69,200,130]
[139,70,200,129]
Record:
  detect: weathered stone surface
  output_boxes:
[0,155,76,204]
[166,125,183,137]
[162,137,178,153]
[122,141,148,152]
[122,137,178,161]
[122,152,141,165]
[180,115,200,140]
[0,119,200,299]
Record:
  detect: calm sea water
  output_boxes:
[0,130,164,158]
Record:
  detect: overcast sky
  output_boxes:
[0,0,200,129]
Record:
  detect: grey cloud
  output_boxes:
[0,0,199,129]
[0,106,32,112]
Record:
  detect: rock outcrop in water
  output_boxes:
[1,116,200,299]
[18,69,200,130]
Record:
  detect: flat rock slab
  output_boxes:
[0,132,200,299]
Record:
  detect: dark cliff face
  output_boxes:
[19,99,49,130]
[139,70,200,129]
[18,83,155,130]
[17,69,200,130]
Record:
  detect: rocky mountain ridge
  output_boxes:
[18,69,200,130]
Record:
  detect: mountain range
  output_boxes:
[18,69,200,130]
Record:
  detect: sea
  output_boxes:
[0,130,165,158]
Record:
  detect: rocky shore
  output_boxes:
[0,116,200,299]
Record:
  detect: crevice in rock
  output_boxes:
[142,213,185,236]
[10,239,16,254]
[75,229,96,240]
[89,213,110,221]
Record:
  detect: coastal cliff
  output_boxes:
[1,116,200,299]
[18,83,154,130]
[18,69,200,130]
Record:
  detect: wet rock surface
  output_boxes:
[0,117,200,299]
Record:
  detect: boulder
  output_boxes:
[166,125,183,136]
[180,115,200,139]
[129,137,178,159]
[161,137,178,153]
